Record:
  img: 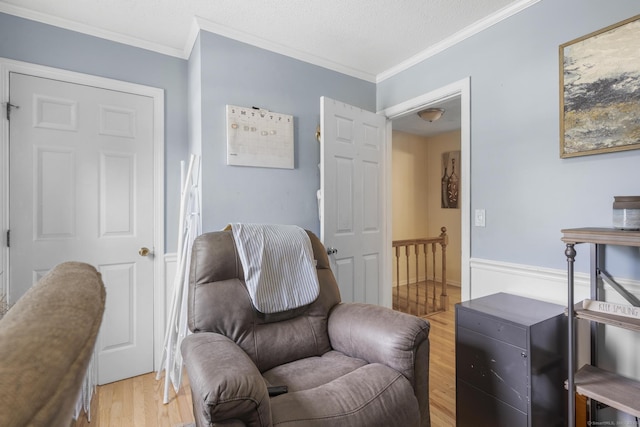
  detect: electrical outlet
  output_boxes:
[474,209,486,227]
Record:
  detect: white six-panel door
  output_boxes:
[320,97,388,305]
[9,72,155,384]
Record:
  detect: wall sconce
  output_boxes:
[417,108,445,122]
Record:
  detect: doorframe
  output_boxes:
[380,76,471,302]
[0,58,166,369]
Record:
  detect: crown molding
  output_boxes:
[0,2,186,59]
[183,17,201,59]
[191,16,377,82]
[1,0,539,82]
[376,0,541,83]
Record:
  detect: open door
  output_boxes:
[320,97,389,306]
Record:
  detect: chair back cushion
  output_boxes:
[188,229,341,372]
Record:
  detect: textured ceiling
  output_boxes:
[0,0,539,137]
[0,0,534,82]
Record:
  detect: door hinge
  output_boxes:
[5,102,19,120]
[6,230,9,248]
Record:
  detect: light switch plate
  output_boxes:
[475,209,486,227]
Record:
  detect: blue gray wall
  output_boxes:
[0,12,188,252]
[193,31,376,235]
[4,1,639,275]
[378,0,640,278]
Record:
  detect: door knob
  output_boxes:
[139,247,151,257]
[327,247,338,255]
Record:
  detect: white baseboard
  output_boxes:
[469,258,640,307]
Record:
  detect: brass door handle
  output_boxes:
[139,247,151,257]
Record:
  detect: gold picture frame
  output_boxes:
[559,14,640,158]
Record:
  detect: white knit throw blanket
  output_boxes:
[231,223,320,314]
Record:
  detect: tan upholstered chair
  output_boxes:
[0,262,106,427]
[182,230,430,427]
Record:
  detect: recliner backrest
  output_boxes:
[188,229,341,372]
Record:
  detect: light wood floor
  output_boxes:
[95,285,460,427]
[422,284,459,426]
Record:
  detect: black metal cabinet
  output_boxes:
[455,292,567,427]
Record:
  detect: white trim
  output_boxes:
[381,77,472,302]
[470,257,576,304]
[193,17,376,82]
[376,0,540,83]
[0,3,185,59]
[183,17,202,59]
[0,66,7,305]
[382,120,393,308]
[0,58,166,372]
[469,257,640,306]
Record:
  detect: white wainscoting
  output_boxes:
[470,258,588,305]
[470,257,640,306]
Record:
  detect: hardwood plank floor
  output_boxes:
[96,285,460,426]
[95,372,194,427]
[423,284,460,426]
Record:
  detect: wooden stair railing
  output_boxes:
[392,227,448,316]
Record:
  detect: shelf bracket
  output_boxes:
[600,270,640,307]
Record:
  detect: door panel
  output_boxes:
[320,97,387,304]
[100,152,134,236]
[9,72,155,384]
[37,147,76,238]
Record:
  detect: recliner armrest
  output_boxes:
[181,333,271,426]
[327,303,430,386]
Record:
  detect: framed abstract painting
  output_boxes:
[560,14,640,158]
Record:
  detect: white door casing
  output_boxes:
[382,77,471,301]
[320,97,390,306]
[4,64,164,384]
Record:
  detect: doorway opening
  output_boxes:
[381,77,471,305]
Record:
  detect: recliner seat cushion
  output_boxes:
[262,350,367,392]
[269,363,420,427]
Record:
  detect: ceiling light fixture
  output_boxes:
[417,108,445,122]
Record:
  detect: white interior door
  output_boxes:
[320,96,388,305]
[9,72,155,384]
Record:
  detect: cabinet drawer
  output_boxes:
[457,379,527,427]
[457,306,527,348]
[456,326,528,412]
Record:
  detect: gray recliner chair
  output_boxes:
[181,229,431,427]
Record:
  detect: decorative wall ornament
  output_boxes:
[559,14,640,158]
[441,150,460,209]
